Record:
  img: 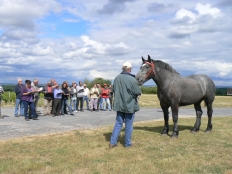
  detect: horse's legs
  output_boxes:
[171,104,179,138]
[191,101,203,132]
[160,102,169,135]
[205,101,213,132]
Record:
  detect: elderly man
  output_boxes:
[109,62,141,148]
[14,78,24,117]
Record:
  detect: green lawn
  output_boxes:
[0,116,232,174]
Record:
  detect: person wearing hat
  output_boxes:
[109,61,141,148]
[83,84,90,110]
[101,83,111,111]
[42,80,54,116]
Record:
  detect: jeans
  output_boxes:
[98,97,103,109]
[83,96,89,109]
[22,100,36,119]
[14,99,24,116]
[76,97,83,111]
[110,111,135,147]
[61,98,73,114]
[102,98,111,110]
[70,99,77,111]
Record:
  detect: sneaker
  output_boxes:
[74,110,78,112]
[25,118,30,121]
[15,115,19,117]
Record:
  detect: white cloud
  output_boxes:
[195,3,221,17]
[90,70,118,79]
[175,8,196,22]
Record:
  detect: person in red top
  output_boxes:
[101,84,111,111]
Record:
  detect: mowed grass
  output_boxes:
[139,94,232,108]
[1,117,232,174]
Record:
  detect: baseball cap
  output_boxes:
[123,62,132,68]
[104,84,107,86]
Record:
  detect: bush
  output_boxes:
[141,86,157,94]
[84,78,112,88]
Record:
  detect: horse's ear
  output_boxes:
[148,55,151,62]
[142,56,145,63]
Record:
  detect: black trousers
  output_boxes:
[52,98,62,115]
[76,97,83,111]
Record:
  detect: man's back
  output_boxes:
[113,73,141,113]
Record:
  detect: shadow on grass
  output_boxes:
[103,125,194,145]
[103,132,126,146]
[133,125,194,134]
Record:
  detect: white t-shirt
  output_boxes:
[83,87,90,96]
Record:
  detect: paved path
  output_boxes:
[0,107,231,140]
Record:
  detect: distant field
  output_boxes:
[139,94,232,108]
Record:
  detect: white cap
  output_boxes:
[123,61,132,68]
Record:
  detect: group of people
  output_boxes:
[13,79,114,120]
[2,61,141,148]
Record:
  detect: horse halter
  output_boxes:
[144,61,155,79]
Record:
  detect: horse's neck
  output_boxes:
[152,69,175,91]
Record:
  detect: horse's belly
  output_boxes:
[179,93,203,106]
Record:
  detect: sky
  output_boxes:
[0,0,231,86]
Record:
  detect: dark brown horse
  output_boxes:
[136,55,216,138]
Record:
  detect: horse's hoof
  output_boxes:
[161,133,168,136]
[171,135,178,138]
[171,132,178,138]
[205,129,211,133]
[191,128,199,133]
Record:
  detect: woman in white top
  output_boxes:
[89,84,99,111]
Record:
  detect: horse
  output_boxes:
[136,55,216,138]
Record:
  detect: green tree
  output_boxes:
[84,77,112,88]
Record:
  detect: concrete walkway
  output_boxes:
[0,107,231,140]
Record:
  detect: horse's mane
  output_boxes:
[153,60,180,75]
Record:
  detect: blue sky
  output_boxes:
[0,0,231,86]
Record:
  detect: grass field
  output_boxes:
[0,117,232,174]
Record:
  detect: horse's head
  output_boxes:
[136,55,155,85]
